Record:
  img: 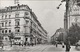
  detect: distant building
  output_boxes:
[51,28,65,44]
[0,4,48,44]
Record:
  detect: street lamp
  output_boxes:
[57,0,69,41]
[57,0,71,51]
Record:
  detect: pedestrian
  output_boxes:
[65,39,71,52]
[55,41,58,47]
[62,42,64,48]
[2,43,4,48]
[27,41,30,46]
[24,41,26,46]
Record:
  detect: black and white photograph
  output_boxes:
[0,0,80,52]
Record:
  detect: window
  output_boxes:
[15,14,19,17]
[15,21,20,26]
[15,19,20,26]
[5,38,7,40]
[26,38,28,41]
[2,15,3,19]
[2,30,4,33]
[26,20,29,24]
[15,12,19,17]
[5,15,7,19]
[9,30,11,33]
[17,21,20,26]
[2,14,4,19]
[5,30,7,33]
[5,22,7,27]
[25,12,29,15]
[18,29,20,32]
[2,23,4,27]
[9,21,11,26]
[9,15,11,18]
[15,28,20,33]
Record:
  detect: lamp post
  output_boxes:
[57,0,69,30]
[57,0,71,51]
[57,0,69,42]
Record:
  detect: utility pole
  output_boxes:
[57,0,71,51]
[64,0,69,32]
[57,0,69,41]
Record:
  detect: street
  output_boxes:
[0,44,80,52]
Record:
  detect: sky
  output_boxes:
[0,0,66,37]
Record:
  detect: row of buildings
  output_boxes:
[0,4,48,45]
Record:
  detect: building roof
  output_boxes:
[0,4,31,13]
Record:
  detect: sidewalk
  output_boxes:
[56,44,80,52]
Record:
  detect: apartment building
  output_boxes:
[0,4,47,44]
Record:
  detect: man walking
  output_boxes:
[55,41,58,47]
[65,39,71,52]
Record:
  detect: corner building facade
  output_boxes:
[67,0,80,28]
[0,4,48,44]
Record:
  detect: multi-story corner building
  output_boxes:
[0,4,48,44]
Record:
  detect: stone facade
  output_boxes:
[0,4,48,45]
